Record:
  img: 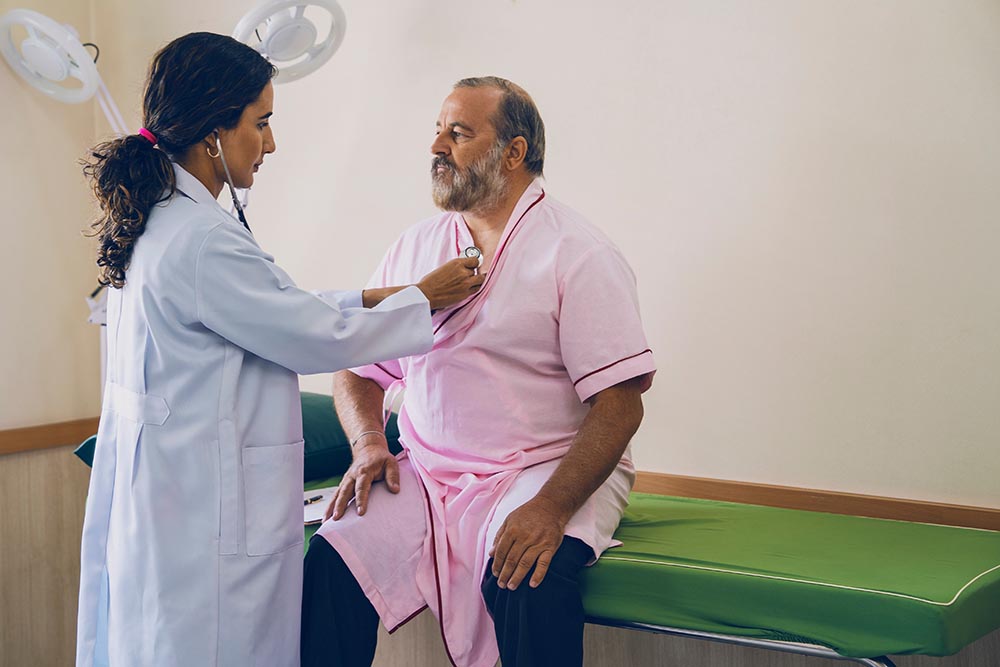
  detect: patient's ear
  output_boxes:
[504,137,528,171]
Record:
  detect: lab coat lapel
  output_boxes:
[171,163,243,225]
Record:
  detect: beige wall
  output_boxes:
[0,0,101,430]
[89,0,1000,509]
[3,3,999,665]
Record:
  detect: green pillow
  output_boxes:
[74,435,97,467]
[73,391,402,483]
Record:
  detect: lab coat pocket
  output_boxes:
[242,440,305,556]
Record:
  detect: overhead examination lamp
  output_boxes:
[233,0,347,85]
[1,4,346,389]
[1,8,128,392]
[0,8,128,134]
[228,0,347,213]
[0,0,348,128]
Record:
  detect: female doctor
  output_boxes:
[75,32,481,667]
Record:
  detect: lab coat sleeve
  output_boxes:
[194,223,433,375]
[348,242,409,389]
[312,289,363,311]
[558,244,656,402]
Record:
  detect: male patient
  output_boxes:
[301,77,656,667]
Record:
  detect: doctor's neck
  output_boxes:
[461,171,535,235]
[179,153,227,200]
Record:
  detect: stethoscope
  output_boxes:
[214,131,251,232]
[464,246,482,274]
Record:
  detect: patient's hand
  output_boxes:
[489,496,570,591]
[417,257,484,310]
[326,440,400,521]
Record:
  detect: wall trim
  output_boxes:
[2,420,997,531]
[0,418,100,456]
[634,471,1000,531]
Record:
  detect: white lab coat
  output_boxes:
[76,164,433,667]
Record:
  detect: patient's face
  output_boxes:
[431,87,509,213]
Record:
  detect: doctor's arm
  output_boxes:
[326,370,397,521]
[364,256,483,310]
[489,376,645,590]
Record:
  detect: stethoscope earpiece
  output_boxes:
[212,131,251,231]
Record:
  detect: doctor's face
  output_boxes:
[431,87,509,213]
[216,81,276,189]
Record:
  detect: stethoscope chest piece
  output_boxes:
[463,246,483,275]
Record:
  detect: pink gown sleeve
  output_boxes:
[558,243,656,402]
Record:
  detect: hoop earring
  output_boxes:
[207,145,220,158]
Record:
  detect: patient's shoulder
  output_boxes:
[387,211,457,255]
[535,195,628,270]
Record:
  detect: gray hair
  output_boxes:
[454,76,545,176]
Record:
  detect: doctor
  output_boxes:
[75,32,482,667]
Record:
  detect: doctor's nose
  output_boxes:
[263,126,276,156]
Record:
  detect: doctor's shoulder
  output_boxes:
[142,196,250,276]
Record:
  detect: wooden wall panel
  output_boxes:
[369,612,1000,666]
[2,433,997,667]
[634,471,1000,530]
[0,418,99,456]
[0,446,91,667]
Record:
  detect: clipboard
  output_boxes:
[303,486,337,525]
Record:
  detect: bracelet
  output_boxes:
[350,430,387,448]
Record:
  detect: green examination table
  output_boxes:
[304,476,1000,666]
[79,393,1000,666]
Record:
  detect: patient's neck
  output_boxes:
[462,172,534,239]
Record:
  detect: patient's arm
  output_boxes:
[326,370,398,521]
[362,256,483,310]
[490,376,645,590]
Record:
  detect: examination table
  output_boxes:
[76,392,1000,666]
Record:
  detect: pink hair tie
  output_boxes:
[138,127,158,146]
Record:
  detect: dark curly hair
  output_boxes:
[84,32,276,288]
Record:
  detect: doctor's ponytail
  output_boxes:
[84,135,174,289]
[84,32,276,289]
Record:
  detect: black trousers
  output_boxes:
[301,534,593,667]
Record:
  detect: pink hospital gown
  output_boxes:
[316,179,655,667]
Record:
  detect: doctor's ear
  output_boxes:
[504,137,528,171]
[203,131,221,159]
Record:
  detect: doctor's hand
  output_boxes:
[326,440,400,521]
[416,257,484,310]
[489,496,571,591]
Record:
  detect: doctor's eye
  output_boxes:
[257,122,270,130]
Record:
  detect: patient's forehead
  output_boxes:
[437,87,504,133]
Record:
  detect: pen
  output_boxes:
[304,495,323,506]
